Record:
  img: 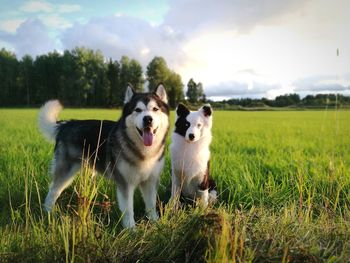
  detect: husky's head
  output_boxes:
[123,83,170,147]
[174,103,212,143]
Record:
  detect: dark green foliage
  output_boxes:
[1,47,349,109]
[17,55,34,106]
[0,48,144,107]
[146,56,169,91]
[146,56,184,108]
[166,71,185,108]
[274,93,301,107]
[212,93,350,109]
[107,59,120,106]
[119,56,144,104]
[0,48,187,108]
[186,78,205,103]
[0,48,19,106]
[300,93,349,107]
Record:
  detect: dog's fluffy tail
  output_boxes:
[38,100,62,142]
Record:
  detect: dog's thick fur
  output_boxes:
[170,103,217,206]
[38,84,169,228]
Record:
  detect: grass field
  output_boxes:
[0,108,350,262]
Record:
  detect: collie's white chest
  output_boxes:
[170,134,210,183]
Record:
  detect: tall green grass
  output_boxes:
[0,108,349,262]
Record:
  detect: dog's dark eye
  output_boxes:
[153,107,159,112]
[185,123,190,127]
[135,108,142,113]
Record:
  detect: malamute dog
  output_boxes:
[38,84,169,228]
[170,103,217,207]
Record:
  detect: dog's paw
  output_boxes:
[122,217,136,229]
[208,190,218,204]
[197,189,209,208]
[147,209,159,221]
[43,203,53,213]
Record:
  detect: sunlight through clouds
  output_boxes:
[0,0,349,99]
[20,1,53,13]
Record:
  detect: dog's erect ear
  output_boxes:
[176,103,190,117]
[124,84,135,104]
[154,83,168,104]
[200,104,212,117]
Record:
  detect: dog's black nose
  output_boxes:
[143,116,153,126]
[189,133,195,141]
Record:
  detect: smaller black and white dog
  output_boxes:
[170,103,217,206]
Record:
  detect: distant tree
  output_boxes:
[59,50,80,105]
[86,49,109,106]
[107,59,120,106]
[146,57,169,91]
[146,56,184,108]
[119,56,130,98]
[186,78,197,103]
[33,54,49,104]
[61,47,109,106]
[128,59,144,92]
[119,56,144,105]
[261,97,273,106]
[165,71,184,108]
[9,47,350,109]
[64,48,89,105]
[186,78,205,103]
[47,51,63,100]
[274,93,300,107]
[301,95,314,105]
[300,94,344,107]
[18,55,34,105]
[30,50,63,104]
[197,82,205,102]
[0,48,19,106]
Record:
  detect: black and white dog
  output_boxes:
[38,84,169,228]
[170,104,217,207]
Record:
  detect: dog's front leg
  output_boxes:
[139,176,159,221]
[117,185,135,228]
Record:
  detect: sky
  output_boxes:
[0,0,349,100]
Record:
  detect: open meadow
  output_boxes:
[0,108,350,262]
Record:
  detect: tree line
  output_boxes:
[0,47,187,108]
[211,93,350,109]
[1,47,349,109]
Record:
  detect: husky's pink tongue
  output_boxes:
[143,128,153,146]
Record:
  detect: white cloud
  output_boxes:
[40,14,72,29]
[20,0,53,13]
[205,81,279,98]
[19,1,81,14]
[14,1,79,33]
[293,74,350,93]
[58,4,81,13]
[164,0,310,35]
[61,16,186,67]
[0,19,25,33]
[0,19,56,58]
